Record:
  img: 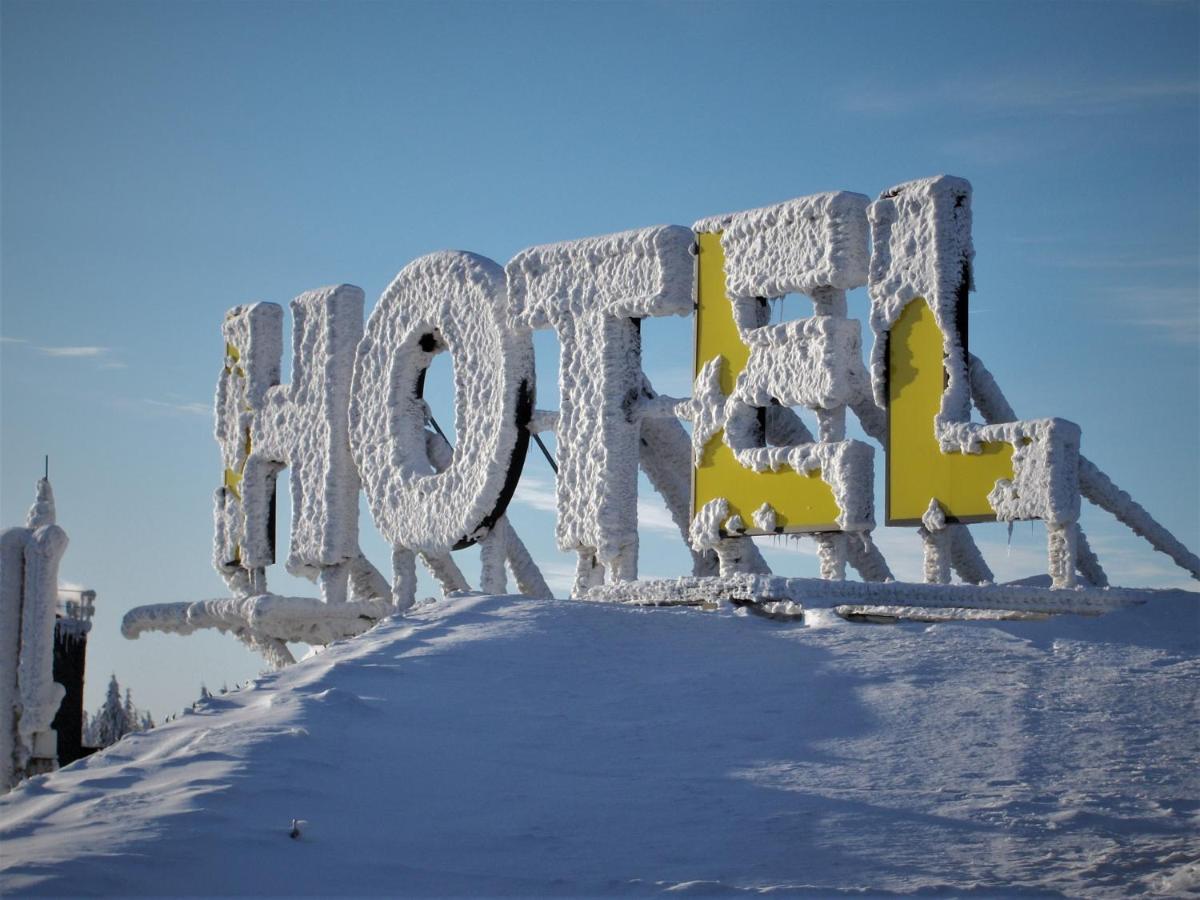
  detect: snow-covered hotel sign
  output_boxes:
[123,176,1198,665]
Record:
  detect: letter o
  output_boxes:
[349,251,533,554]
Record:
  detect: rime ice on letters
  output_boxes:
[120,174,1198,668]
[507,226,694,592]
[350,251,535,608]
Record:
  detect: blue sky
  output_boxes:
[2,0,1197,720]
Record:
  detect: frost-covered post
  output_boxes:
[350,252,535,610]
[506,226,695,594]
[0,479,69,790]
[917,499,954,584]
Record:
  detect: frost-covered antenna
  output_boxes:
[44,455,48,479]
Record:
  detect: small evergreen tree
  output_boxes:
[123,689,140,734]
[84,676,154,748]
[90,675,132,747]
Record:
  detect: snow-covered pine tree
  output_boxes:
[123,689,141,734]
[90,675,132,747]
[84,676,153,748]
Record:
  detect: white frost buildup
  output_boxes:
[751,503,777,533]
[0,529,25,787]
[868,176,1088,587]
[636,377,719,577]
[244,285,370,604]
[969,352,1199,581]
[424,430,552,600]
[584,574,1144,617]
[688,498,770,576]
[736,316,864,411]
[132,290,395,666]
[689,191,879,549]
[867,175,974,419]
[122,594,392,668]
[973,418,1082,526]
[0,480,69,791]
[351,252,534,562]
[507,225,694,588]
[687,357,729,464]
[693,191,871,299]
[214,302,283,595]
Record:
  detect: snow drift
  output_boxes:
[2,591,1198,897]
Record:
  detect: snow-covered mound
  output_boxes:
[2,593,1197,897]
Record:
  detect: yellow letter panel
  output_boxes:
[691,232,842,532]
[886,297,1013,524]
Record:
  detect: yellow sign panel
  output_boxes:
[691,232,842,532]
[886,297,1013,524]
[222,341,251,501]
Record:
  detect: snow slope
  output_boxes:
[1,592,1197,897]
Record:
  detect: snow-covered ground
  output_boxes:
[1,590,1197,897]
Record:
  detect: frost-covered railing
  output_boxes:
[122,175,1199,666]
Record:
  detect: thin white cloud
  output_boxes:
[144,399,211,416]
[1101,286,1200,344]
[517,477,682,538]
[513,476,558,513]
[637,498,681,535]
[845,76,1199,117]
[38,345,110,357]
[1058,254,1198,271]
[8,340,127,368]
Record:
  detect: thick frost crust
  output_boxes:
[975,419,1082,525]
[687,499,771,577]
[1,480,69,790]
[868,178,1085,586]
[507,225,695,324]
[737,316,864,410]
[507,226,694,584]
[245,286,368,600]
[687,193,879,545]
[867,175,973,418]
[693,191,870,297]
[732,441,875,532]
[351,252,534,556]
[685,355,875,533]
[969,352,1199,581]
[584,575,1143,616]
[424,430,553,601]
[121,594,392,654]
[214,303,283,593]
[0,528,24,789]
[216,290,386,606]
